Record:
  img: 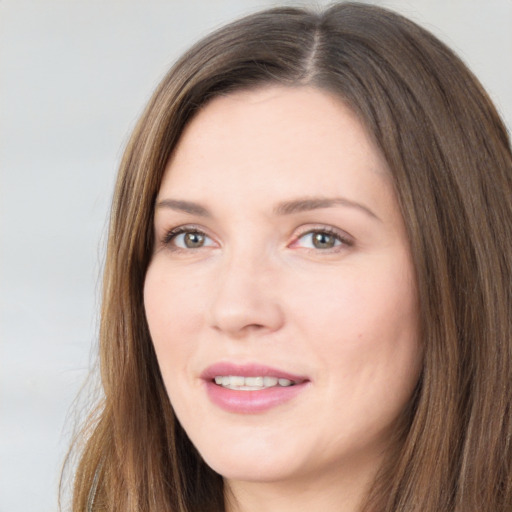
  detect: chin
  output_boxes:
[194,432,308,483]
[205,456,299,484]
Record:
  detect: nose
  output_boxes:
[208,252,285,338]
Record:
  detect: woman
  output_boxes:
[67,2,512,511]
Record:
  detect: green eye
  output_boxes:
[311,232,338,249]
[182,232,206,248]
[164,228,215,250]
[297,230,343,250]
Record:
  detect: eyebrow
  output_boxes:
[155,199,211,217]
[155,196,380,221]
[273,196,380,220]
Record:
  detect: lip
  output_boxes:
[201,362,310,414]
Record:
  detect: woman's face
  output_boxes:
[144,86,422,488]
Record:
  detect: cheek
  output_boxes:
[289,255,421,407]
[143,262,205,383]
[291,257,418,342]
[145,258,208,325]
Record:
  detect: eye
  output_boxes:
[292,228,351,250]
[163,227,216,250]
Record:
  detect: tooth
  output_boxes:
[214,375,295,390]
[263,376,278,387]
[245,376,263,387]
[230,376,244,387]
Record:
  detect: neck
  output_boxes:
[224,461,378,512]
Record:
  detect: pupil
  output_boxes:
[185,232,204,248]
[313,232,334,249]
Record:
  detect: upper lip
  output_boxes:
[201,362,309,384]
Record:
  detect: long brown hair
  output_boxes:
[65,3,512,511]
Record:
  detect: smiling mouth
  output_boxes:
[213,375,296,390]
[203,365,308,412]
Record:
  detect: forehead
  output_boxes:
[159,86,391,208]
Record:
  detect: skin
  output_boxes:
[144,86,423,512]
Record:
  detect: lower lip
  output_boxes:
[204,380,308,414]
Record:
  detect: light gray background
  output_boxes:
[1,1,511,511]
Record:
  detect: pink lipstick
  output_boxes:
[201,363,310,414]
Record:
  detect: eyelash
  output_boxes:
[161,225,210,247]
[161,225,353,252]
[292,226,353,251]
